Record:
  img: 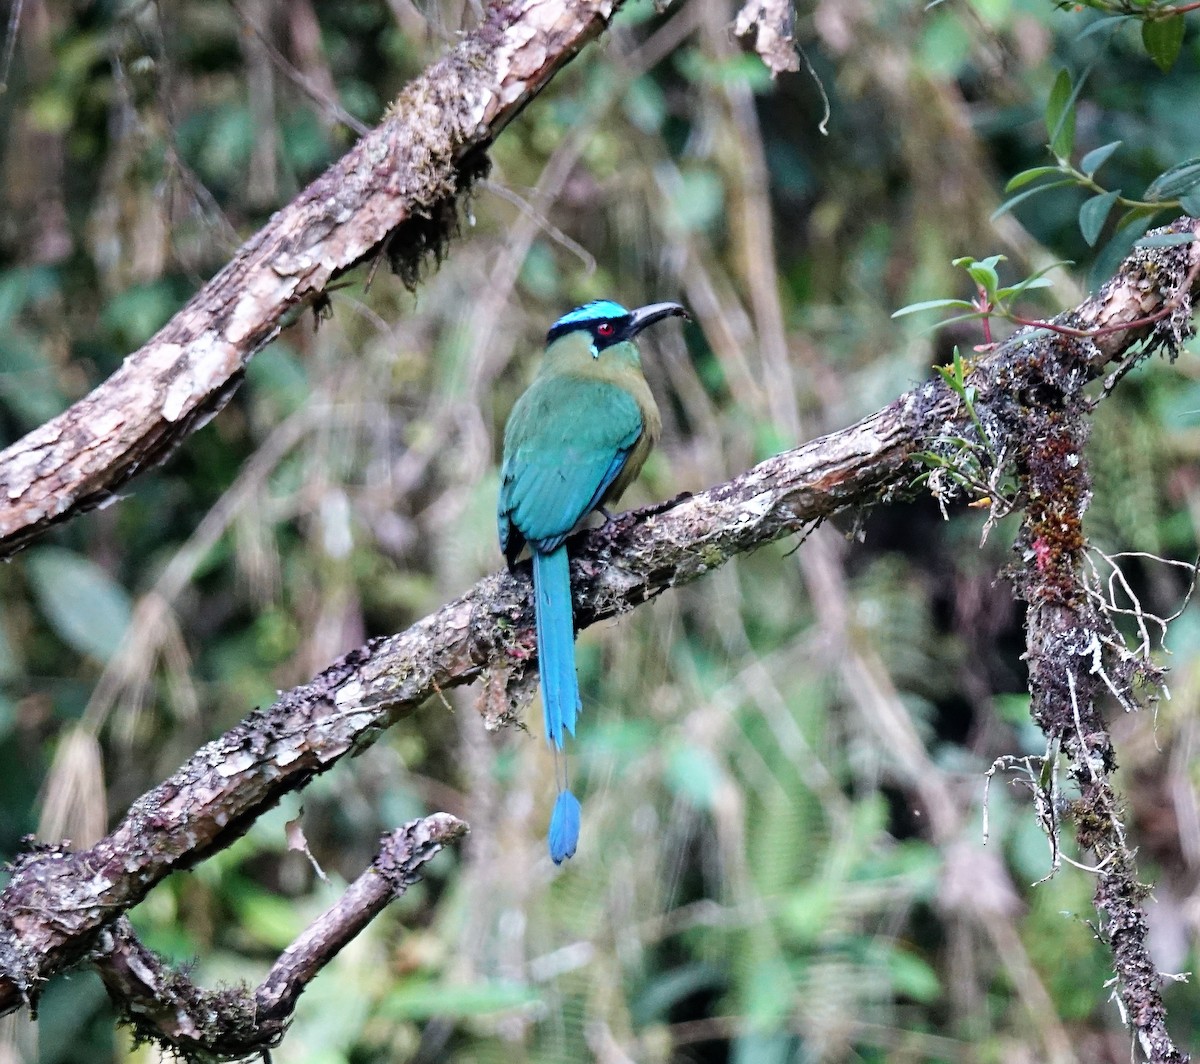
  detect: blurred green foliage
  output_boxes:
[3,0,1200,1062]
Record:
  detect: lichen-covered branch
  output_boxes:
[1,221,1197,1032]
[974,227,1198,1064]
[0,0,624,560]
[91,814,466,1058]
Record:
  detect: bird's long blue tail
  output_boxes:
[533,545,580,746]
[533,545,582,863]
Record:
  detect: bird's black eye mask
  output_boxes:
[545,299,688,353]
[546,314,634,350]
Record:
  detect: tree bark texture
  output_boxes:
[0,0,621,559]
[90,814,466,1057]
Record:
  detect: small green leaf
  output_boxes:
[994,260,1073,303]
[1135,232,1198,249]
[1144,158,1200,202]
[1045,70,1071,145]
[1046,69,1077,160]
[1051,112,1076,161]
[891,298,975,318]
[995,276,1056,300]
[1116,205,1165,233]
[1079,189,1120,246]
[24,548,132,663]
[931,311,989,329]
[1180,190,1200,218]
[965,261,999,294]
[1079,140,1121,177]
[1005,166,1065,192]
[1143,15,1185,73]
[934,366,962,394]
[992,180,1075,220]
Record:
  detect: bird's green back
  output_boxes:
[499,331,661,561]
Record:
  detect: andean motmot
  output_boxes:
[498,299,688,863]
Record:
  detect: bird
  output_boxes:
[498,299,688,863]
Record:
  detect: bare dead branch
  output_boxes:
[0,0,624,560]
[90,813,467,1058]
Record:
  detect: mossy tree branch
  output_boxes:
[0,0,626,560]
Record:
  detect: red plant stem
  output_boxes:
[1010,244,1200,341]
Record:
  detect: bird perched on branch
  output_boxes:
[499,299,689,863]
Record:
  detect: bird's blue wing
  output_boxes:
[499,377,644,554]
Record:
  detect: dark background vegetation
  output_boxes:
[2,0,1200,1061]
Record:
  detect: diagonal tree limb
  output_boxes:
[1,221,1197,1035]
[0,0,628,560]
[0,374,931,1016]
[90,814,467,1058]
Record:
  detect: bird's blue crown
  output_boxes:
[546,300,633,348]
[550,300,630,331]
[545,298,686,351]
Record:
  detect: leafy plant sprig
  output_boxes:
[1066,0,1200,73]
[912,347,1017,526]
[933,345,987,442]
[892,255,1066,344]
[893,246,1200,347]
[994,69,1200,253]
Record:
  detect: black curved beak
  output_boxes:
[628,301,690,336]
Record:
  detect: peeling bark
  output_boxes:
[734,0,800,77]
[0,0,623,559]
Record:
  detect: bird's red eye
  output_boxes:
[597,322,615,337]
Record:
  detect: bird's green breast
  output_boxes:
[535,332,662,464]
